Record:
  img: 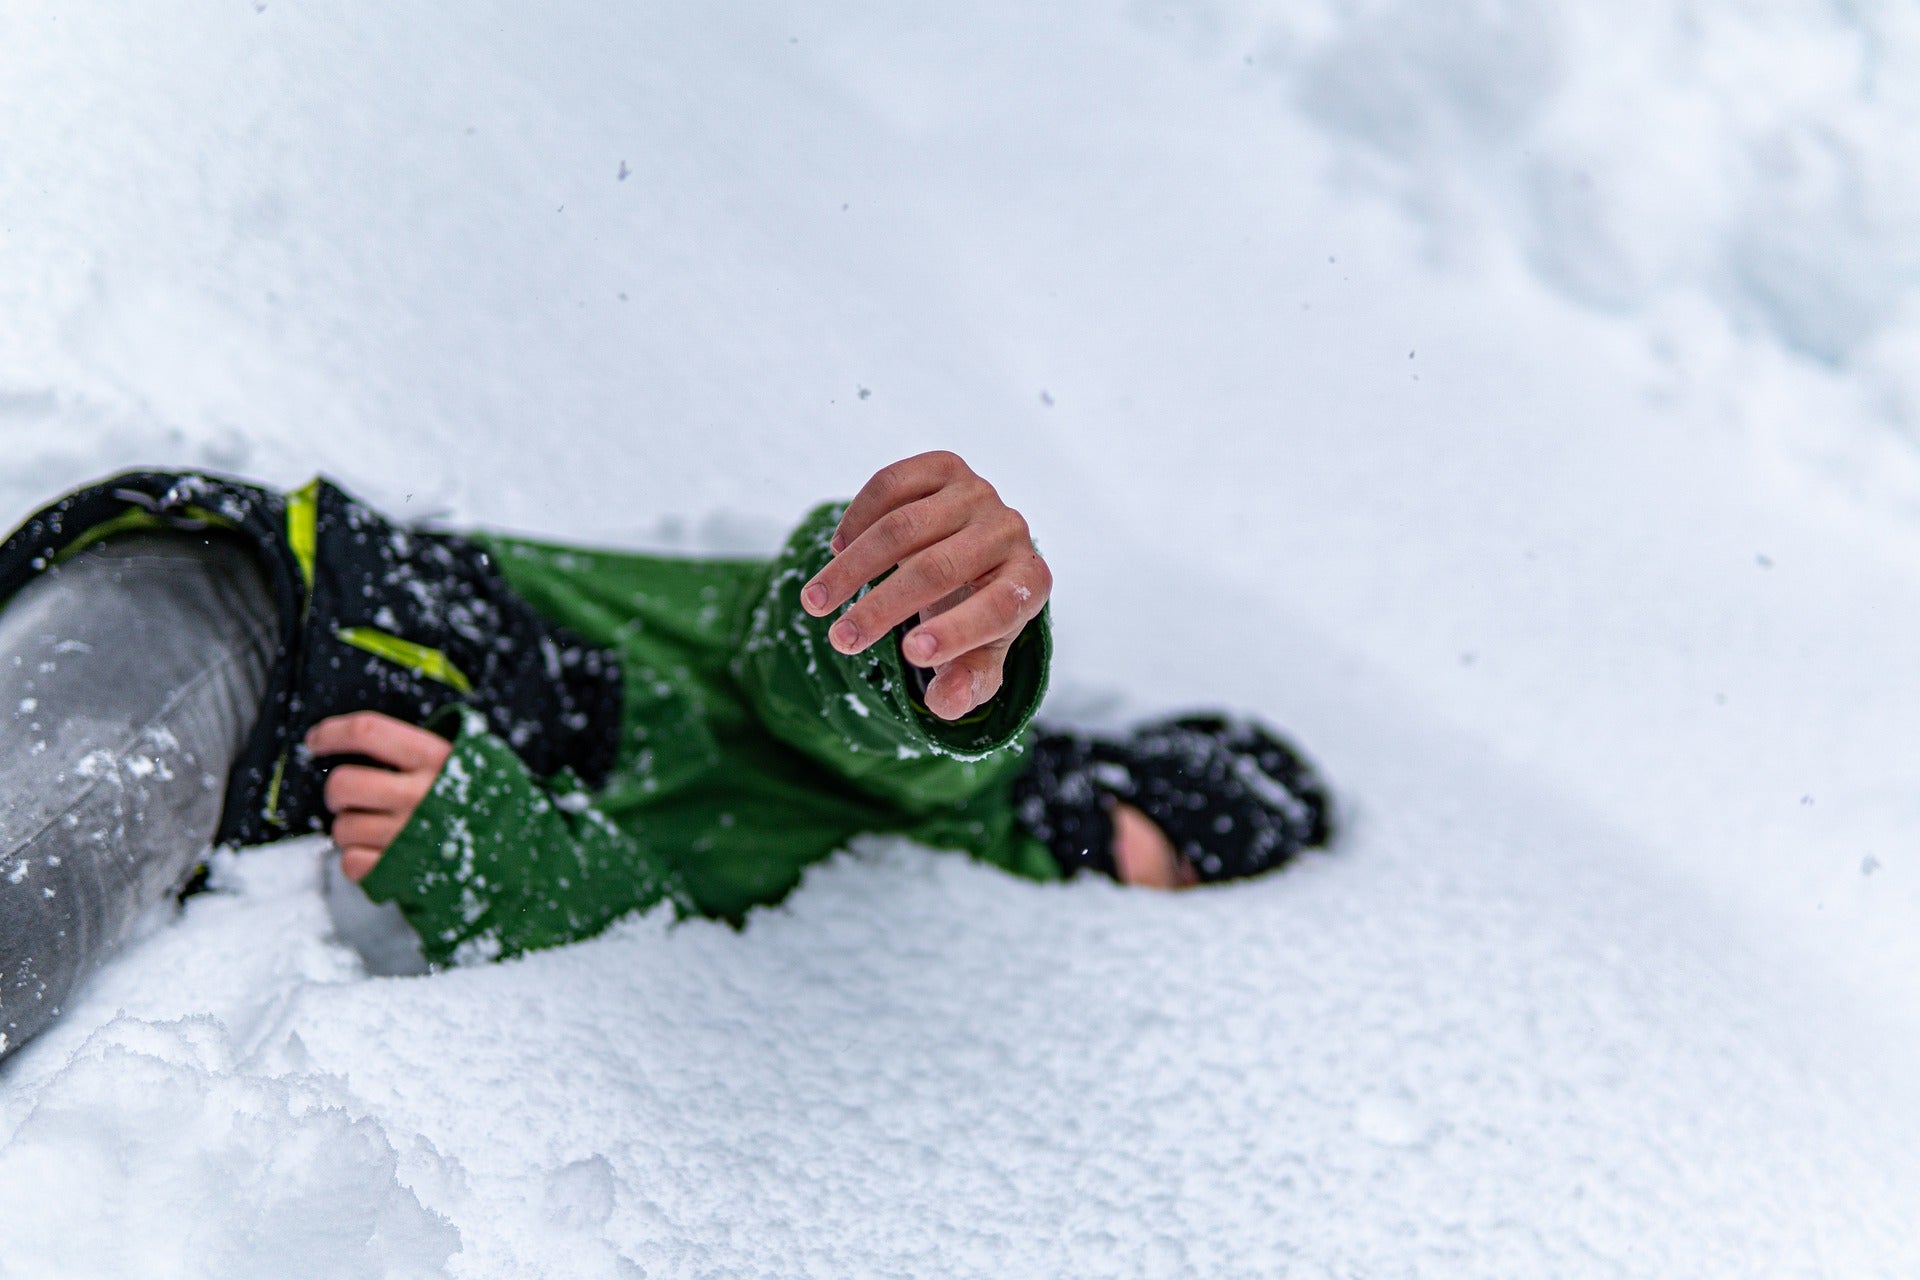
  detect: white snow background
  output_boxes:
[2,1,1919,1275]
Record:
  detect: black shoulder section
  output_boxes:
[274,482,624,835]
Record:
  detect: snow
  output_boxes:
[3,0,1919,1275]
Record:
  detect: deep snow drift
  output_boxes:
[2,1,1918,1275]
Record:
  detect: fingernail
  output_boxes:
[829,618,859,651]
[905,631,937,665]
[830,532,846,554]
[802,582,827,613]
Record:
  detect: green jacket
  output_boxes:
[360,502,1059,965]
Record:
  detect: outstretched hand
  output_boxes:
[307,712,454,883]
[800,450,1051,721]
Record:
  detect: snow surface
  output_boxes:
[3,1,1919,1274]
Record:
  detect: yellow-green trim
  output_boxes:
[51,509,174,564]
[286,480,319,591]
[335,625,474,694]
[263,753,287,828]
[50,504,240,566]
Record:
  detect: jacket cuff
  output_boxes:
[891,607,1051,755]
[356,706,493,964]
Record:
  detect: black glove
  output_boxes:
[1011,714,1332,883]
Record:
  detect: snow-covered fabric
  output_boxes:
[1017,715,1332,883]
[358,707,696,969]
[1010,730,1120,879]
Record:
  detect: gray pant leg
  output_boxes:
[0,533,275,1061]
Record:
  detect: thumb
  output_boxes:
[925,642,1008,720]
[340,846,382,883]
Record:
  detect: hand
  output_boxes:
[800,450,1052,721]
[306,711,455,883]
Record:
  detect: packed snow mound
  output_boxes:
[0,1017,457,1280]
[5,753,1918,1277]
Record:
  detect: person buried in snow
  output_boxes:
[0,451,1332,1061]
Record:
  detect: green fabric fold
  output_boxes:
[361,706,694,966]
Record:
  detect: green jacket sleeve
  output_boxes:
[731,501,1050,815]
[359,707,695,966]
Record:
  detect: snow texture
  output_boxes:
[3,1,1919,1275]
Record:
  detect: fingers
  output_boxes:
[802,481,985,621]
[310,714,450,882]
[330,808,408,852]
[324,763,429,817]
[923,642,1009,721]
[306,712,453,773]
[803,452,1047,709]
[899,556,1050,670]
[829,519,1023,657]
[916,583,977,622]
[339,847,382,883]
[829,450,971,555]
[806,497,1032,650]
